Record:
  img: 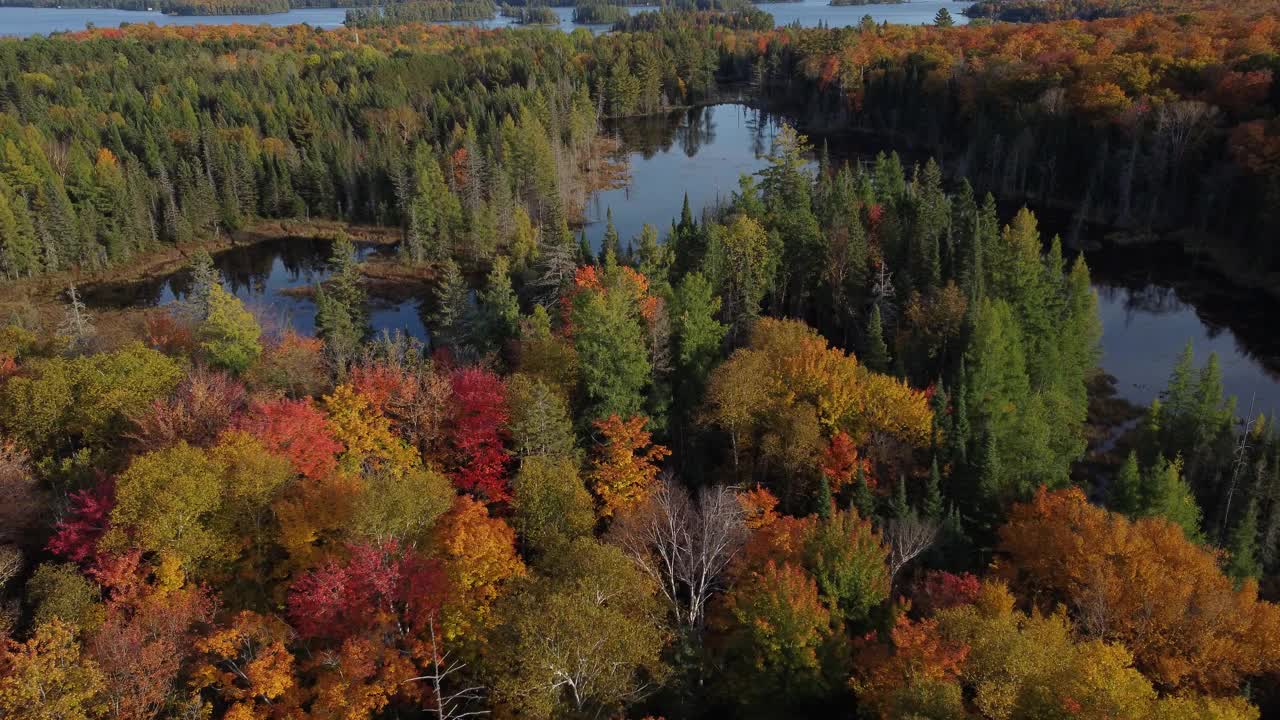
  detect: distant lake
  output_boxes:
[0,0,970,37]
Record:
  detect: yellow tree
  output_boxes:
[0,620,106,720]
[432,495,526,643]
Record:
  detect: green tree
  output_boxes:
[506,373,578,462]
[934,6,954,26]
[572,278,651,422]
[1227,499,1261,582]
[803,509,890,625]
[669,271,726,389]
[863,304,890,373]
[26,564,103,632]
[510,455,595,557]
[198,283,262,373]
[493,537,668,718]
[704,214,773,342]
[1142,455,1202,541]
[1112,451,1143,516]
[478,256,520,352]
[315,233,367,363]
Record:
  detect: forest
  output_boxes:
[0,3,1279,719]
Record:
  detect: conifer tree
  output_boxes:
[863,304,890,374]
[1227,499,1261,582]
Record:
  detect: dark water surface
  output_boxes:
[79,102,1280,417]
[0,0,969,37]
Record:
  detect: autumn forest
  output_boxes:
[1,2,1280,719]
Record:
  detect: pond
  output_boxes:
[79,102,1280,418]
[0,0,969,37]
[80,237,429,341]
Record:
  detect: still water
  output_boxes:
[78,103,1280,417]
[0,0,969,37]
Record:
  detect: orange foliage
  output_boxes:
[998,487,1280,693]
[589,414,671,518]
[431,495,526,643]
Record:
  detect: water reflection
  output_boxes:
[76,102,1280,418]
[82,238,427,340]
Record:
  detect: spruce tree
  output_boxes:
[851,465,874,518]
[1111,451,1143,516]
[1227,500,1261,583]
[863,304,890,373]
[925,458,944,520]
[815,474,833,520]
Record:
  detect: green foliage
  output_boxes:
[571,275,651,423]
[198,283,262,373]
[26,564,103,632]
[1,342,184,457]
[511,456,596,557]
[802,509,890,625]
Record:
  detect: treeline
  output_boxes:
[0,23,731,281]
[749,12,1280,275]
[829,0,904,6]
[498,3,559,21]
[614,4,773,30]
[344,0,496,25]
[571,0,630,23]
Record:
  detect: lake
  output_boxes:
[0,0,970,37]
[78,102,1280,418]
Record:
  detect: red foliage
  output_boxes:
[287,541,446,641]
[447,367,511,503]
[348,362,416,418]
[128,367,246,450]
[234,397,341,480]
[87,585,215,720]
[910,570,982,617]
[143,311,196,356]
[47,476,114,565]
[819,431,874,491]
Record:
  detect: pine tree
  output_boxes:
[815,474,833,520]
[1227,499,1261,583]
[478,256,520,352]
[934,6,954,26]
[1142,455,1202,541]
[431,258,475,355]
[184,249,219,322]
[851,465,874,518]
[1111,451,1143,516]
[889,475,910,520]
[925,458,944,520]
[863,304,890,373]
[603,207,622,265]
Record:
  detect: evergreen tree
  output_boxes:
[815,474,833,520]
[1227,499,1261,583]
[851,465,874,518]
[925,458,944,520]
[1112,452,1143,516]
[602,207,622,265]
[1142,455,1202,541]
[431,258,475,355]
[198,283,262,373]
[863,304,890,374]
[934,6,954,26]
[889,475,911,520]
[478,256,521,352]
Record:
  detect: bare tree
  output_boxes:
[0,545,21,591]
[884,514,938,585]
[610,474,747,629]
[406,614,489,720]
[57,283,95,351]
